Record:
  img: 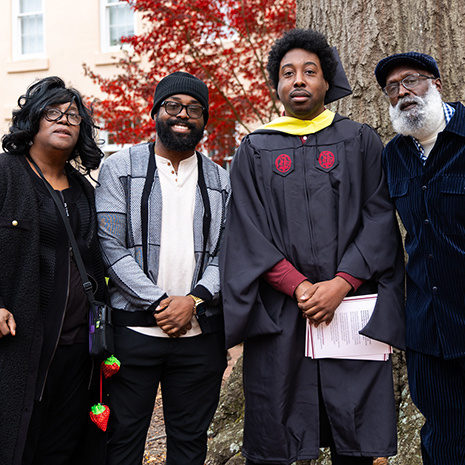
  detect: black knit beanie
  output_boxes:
[150,71,209,123]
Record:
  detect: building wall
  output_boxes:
[0,0,142,154]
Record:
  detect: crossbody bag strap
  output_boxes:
[27,157,96,305]
[196,152,211,273]
[141,142,157,276]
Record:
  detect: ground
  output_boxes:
[142,390,166,464]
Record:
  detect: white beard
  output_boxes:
[389,84,444,140]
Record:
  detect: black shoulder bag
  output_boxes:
[28,158,113,358]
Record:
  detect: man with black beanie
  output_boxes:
[96,71,231,465]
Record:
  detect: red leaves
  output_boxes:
[84,0,295,164]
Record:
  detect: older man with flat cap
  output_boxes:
[96,71,231,465]
[375,52,465,465]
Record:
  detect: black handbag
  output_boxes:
[28,158,114,358]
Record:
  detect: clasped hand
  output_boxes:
[154,296,195,338]
[0,308,16,338]
[294,277,352,327]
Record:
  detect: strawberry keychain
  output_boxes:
[89,403,110,432]
[101,355,121,378]
[89,358,118,431]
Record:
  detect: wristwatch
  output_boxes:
[188,294,204,315]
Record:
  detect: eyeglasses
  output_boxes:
[43,108,82,126]
[382,74,437,98]
[160,101,205,119]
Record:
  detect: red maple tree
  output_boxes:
[84,0,295,164]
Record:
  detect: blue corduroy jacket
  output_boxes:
[383,101,465,359]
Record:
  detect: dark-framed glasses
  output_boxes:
[382,74,437,98]
[43,108,82,126]
[160,101,204,119]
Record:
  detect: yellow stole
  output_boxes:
[258,109,335,135]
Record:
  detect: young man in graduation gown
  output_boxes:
[220,29,405,465]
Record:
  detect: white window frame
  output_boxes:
[99,129,133,158]
[12,0,46,60]
[100,0,136,53]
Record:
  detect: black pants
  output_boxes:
[106,327,227,465]
[407,349,465,465]
[22,343,92,465]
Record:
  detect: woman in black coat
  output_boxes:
[0,77,106,465]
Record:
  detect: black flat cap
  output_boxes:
[374,52,440,88]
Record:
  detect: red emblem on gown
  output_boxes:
[318,151,335,169]
[275,154,292,173]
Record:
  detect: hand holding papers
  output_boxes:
[305,294,392,361]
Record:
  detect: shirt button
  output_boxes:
[428,254,433,260]
[171,170,175,174]
[432,286,438,293]
[422,185,427,191]
[424,219,430,225]
[12,220,18,226]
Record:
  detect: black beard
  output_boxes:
[156,115,204,152]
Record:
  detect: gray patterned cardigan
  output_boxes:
[95,142,231,333]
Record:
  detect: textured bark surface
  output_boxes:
[206,355,245,465]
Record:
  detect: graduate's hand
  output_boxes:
[154,296,194,338]
[297,277,352,327]
[0,308,16,338]
[294,280,313,301]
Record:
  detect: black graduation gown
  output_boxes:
[220,114,405,463]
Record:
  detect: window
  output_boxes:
[101,0,135,52]
[99,130,132,158]
[12,0,45,59]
